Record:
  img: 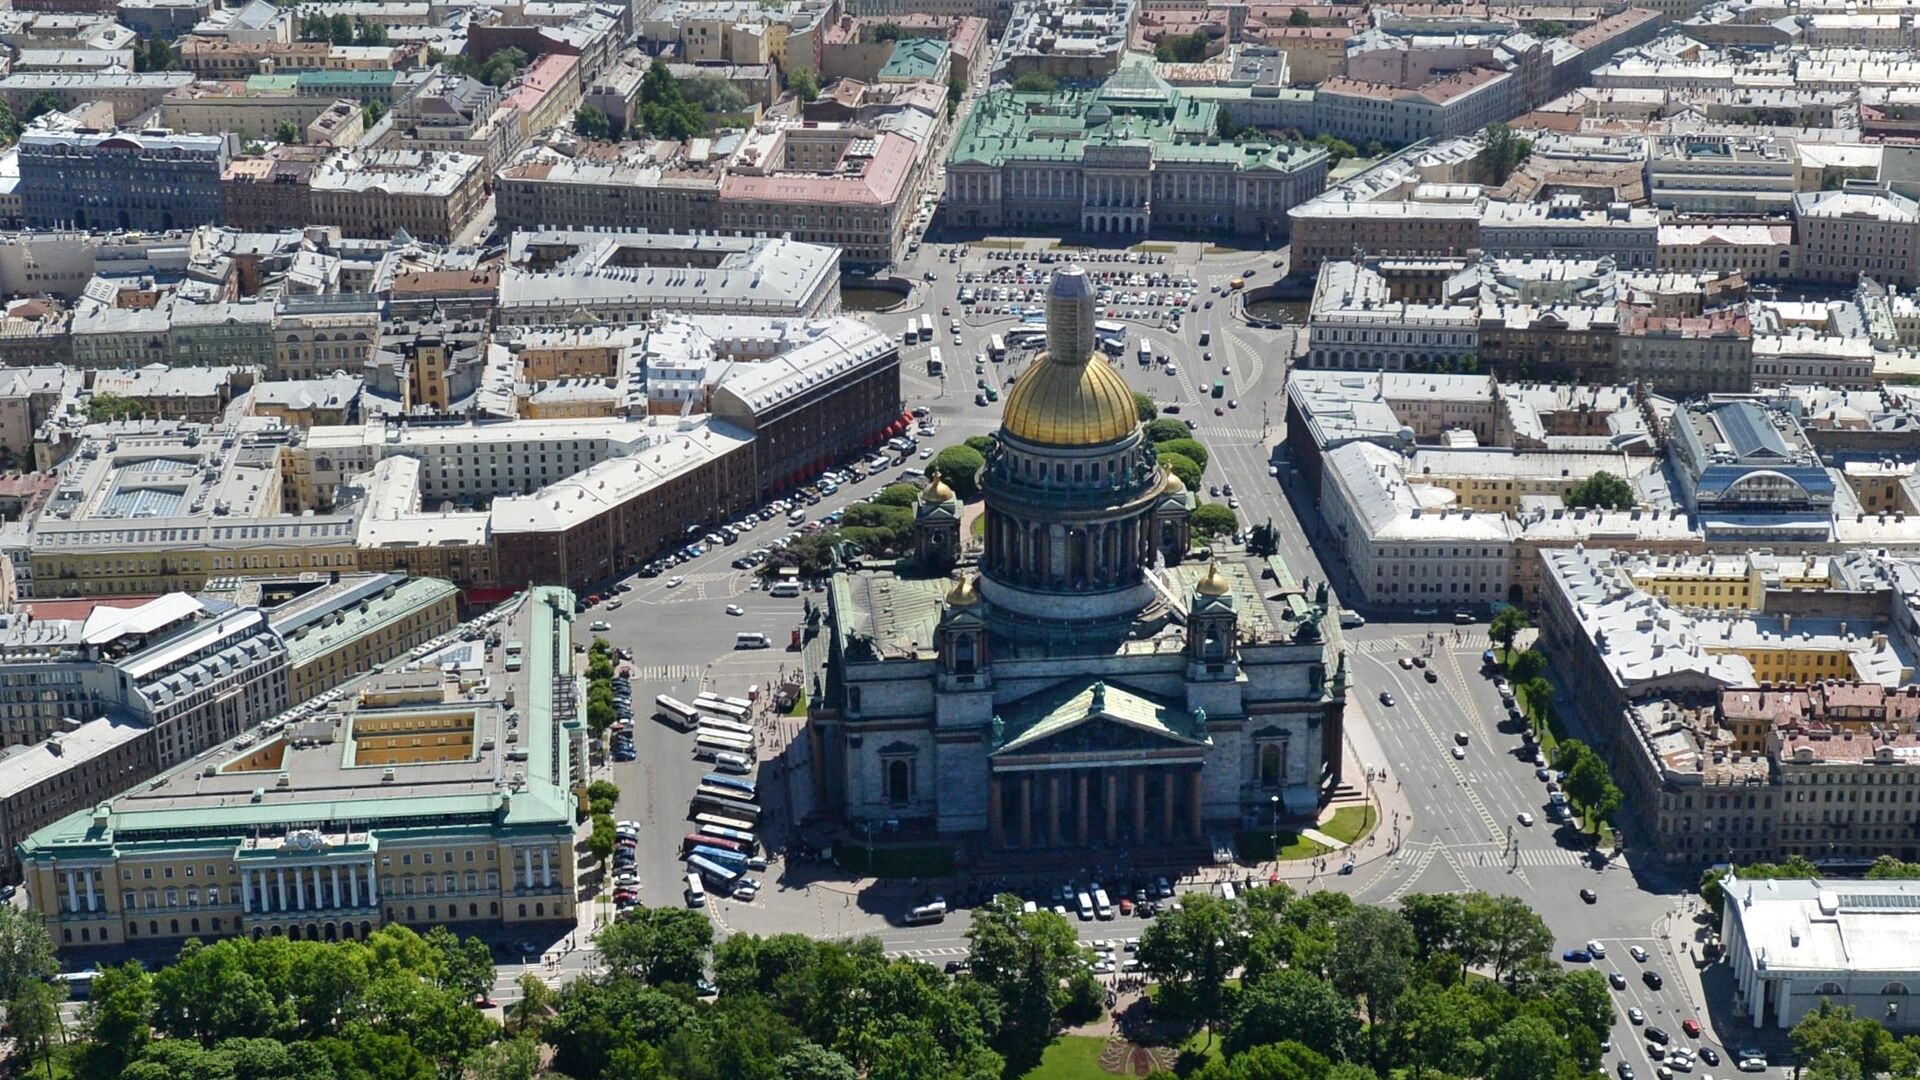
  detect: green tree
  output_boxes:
[1134,390,1159,422]
[587,778,622,811]
[9,975,63,1080]
[1699,865,1729,919]
[931,445,986,500]
[1137,892,1247,1036]
[354,16,388,45]
[1528,19,1569,36]
[362,99,387,126]
[1564,470,1636,510]
[1794,1000,1869,1073]
[1192,1039,1332,1080]
[1192,502,1238,539]
[1458,891,1554,987]
[963,434,997,456]
[588,815,617,864]
[1475,122,1533,185]
[1488,606,1529,651]
[24,91,62,123]
[1011,72,1057,94]
[946,74,962,118]
[1312,132,1358,164]
[76,961,155,1080]
[0,904,57,1005]
[1329,905,1414,1070]
[0,100,19,146]
[1482,1015,1574,1080]
[778,1040,858,1080]
[463,1035,541,1080]
[1153,29,1210,63]
[505,971,556,1039]
[1564,750,1623,833]
[274,119,302,144]
[1506,648,1548,683]
[790,69,820,103]
[1398,893,1463,962]
[682,75,750,115]
[1228,969,1360,1061]
[871,21,906,40]
[638,62,707,140]
[1158,437,1209,472]
[1145,418,1189,443]
[1160,451,1202,492]
[86,390,142,421]
[1545,968,1615,1066]
[964,894,1086,1054]
[598,906,714,986]
[876,482,922,508]
[574,104,614,139]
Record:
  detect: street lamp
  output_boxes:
[1270,794,1280,863]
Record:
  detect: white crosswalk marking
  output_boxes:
[630,664,700,682]
[889,945,970,959]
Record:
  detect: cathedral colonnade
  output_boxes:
[986,763,1204,849]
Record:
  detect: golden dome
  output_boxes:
[923,471,955,503]
[1195,559,1232,597]
[1161,466,1186,494]
[1000,350,1139,447]
[946,573,982,607]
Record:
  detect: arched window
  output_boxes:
[1259,744,1282,787]
[1818,981,1845,996]
[1886,982,1910,996]
[887,759,912,805]
[954,633,976,676]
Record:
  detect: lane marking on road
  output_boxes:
[1382,841,1440,904]
[629,664,701,682]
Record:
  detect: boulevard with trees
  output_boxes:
[0,882,1631,1080]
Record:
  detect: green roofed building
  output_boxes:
[878,38,951,84]
[17,586,583,951]
[944,56,1329,239]
[294,69,402,105]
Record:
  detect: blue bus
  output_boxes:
[701,773,757,798]
[688,844,749,868]
[686,853,741,884]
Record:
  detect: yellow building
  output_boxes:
[276,575,462,704]
[16,588,582,950]
[1628,555,1763,611]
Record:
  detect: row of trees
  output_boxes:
[298,13,389,46]
[1487,610,1625,840]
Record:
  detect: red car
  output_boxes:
[1682,1019,1702,1039]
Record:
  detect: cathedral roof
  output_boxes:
[1001,347,1138,447]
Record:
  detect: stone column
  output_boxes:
[989,777,1005,849]
[1188,767,1204,840]
[63,870,77,914]
[540,847,552,887]
[523,850,535,889]
[1162,771,1176,841]
[276,869,287,912]
[331,867,342,908]
[1104,770,1118,843]
[1077,772,1090,846]
[242,870,253,914]
[1048,774,1063,846]
[367,865,378,907]
[313,868,324,907]
[346,865,358,907]
[295,870,306,911]
[1019,775,1034,847]
[83,869,96,912]
[1132,770,1147,840]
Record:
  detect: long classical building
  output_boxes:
[15,587,583,949]
[806,266,1347,852]
[944,60,1328,240]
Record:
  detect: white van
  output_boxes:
[768,582,801,598]
[1075,891,1095,921]
[735,632,771,649]
[906,899,948,925]
[1339,609,1366,629]
[1093,887,1114,920]
[685,873,706,907]
[589,620,611,631]
[1217,881,1238,902]
[713,751,753,774]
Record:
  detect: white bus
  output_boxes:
[693,811,759,836]
[698,716,753,737]
[928,346,944,377]
[655,694,700,731]
[695,730,755,757]
[694,695,750,721]
[918,314,934,344]
[901,319,919,346]
[734,632,771,650]
[987,334,1006,360]
[1137,339,1154,366]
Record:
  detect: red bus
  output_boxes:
[681,833,745,856]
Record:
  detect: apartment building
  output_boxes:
[18,127,230,233]
[307,150,487,244]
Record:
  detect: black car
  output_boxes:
[1643,970,1663,990]
[1700,1049,1720,1067]
[1580,888,1598,903]
[1645,1027,1670,1046]
[1609,972,1627,990]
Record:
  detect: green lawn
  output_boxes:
[1203,244,1244,255]
[1319,804,1377,845]
[836,843,955,879]
[975,239,1027,250]
[970,513,986,539]
[1237,830,1331,862]
[1131,242,1178,253]
[1018,1036,1107,1080]
[785,692,808,717]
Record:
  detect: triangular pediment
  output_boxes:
[993,679,1209,757]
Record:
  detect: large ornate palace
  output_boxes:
[804,266,1348,852]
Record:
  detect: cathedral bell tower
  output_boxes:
[914,471,962,572]
[1187,559,1238,679]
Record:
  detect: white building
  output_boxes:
[1723,874,1920,1031]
